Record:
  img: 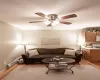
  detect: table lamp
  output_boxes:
[23,44,26,53]
[77,41,84,50]
[21,41,28,53]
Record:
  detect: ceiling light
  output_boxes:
[44,20,51,25]
[52,19,59,25]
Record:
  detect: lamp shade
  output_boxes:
[77,36,85,46]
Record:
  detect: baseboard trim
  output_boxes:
[82,60,100,70]
[0,64,18,79]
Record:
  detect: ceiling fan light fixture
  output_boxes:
[52,19,59,25]
[45,15,49,19]
[29,12,77,26]
[44,19,51,25]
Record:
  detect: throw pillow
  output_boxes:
[64,49,76,56]
[28,50,39,57]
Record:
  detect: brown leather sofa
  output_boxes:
[21,48,82,64]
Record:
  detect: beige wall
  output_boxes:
[0,23,82,70]
[0,21,23,70]
[23,30,82,50]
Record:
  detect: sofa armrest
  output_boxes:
[74,50,83,63]
[21,55,28,64]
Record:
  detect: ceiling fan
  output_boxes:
[29,12,77,27]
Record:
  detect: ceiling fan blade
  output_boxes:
[47,23,52,27]
[29,21,44,23]
[61,14,77,19]
[35,12,45,18]
[60,21,72,25]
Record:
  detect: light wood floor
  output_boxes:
[81,60,100,70]
[0,59,100,79]
[92,62,100,68]
[94,63,100,66]
[0,64,18,79]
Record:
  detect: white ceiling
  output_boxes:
[0,0,100,30]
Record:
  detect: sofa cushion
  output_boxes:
[30,55,75,59]
[30,55,53,58]
[28,50,39,57]
[37,48,65,55]
[64,49,76,56]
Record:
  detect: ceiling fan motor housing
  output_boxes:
[47,14,58,21]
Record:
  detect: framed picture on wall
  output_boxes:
[41,38,60,45]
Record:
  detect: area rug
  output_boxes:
[2,65,100,80]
